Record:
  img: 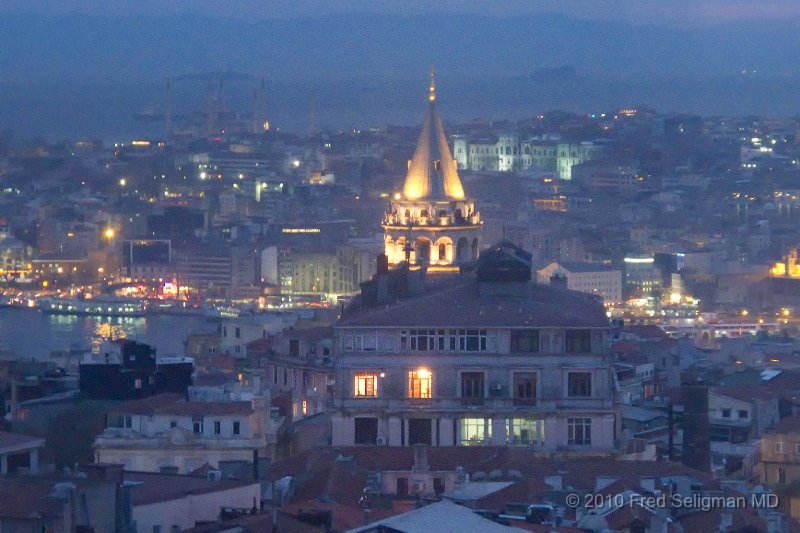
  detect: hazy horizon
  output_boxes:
[2,9,800,141]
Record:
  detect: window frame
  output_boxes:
[353,371,379,398]
[408,370,433,399]
[567,371,593,398]
[567,417,592,446]
[460,371,486,399]
[565,329,593,353]
[512,371,538,403]
[510,329,540,353]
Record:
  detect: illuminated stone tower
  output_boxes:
[383,68,482,271]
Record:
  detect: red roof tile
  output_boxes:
[339,277,609,329]
[110,393,254,417]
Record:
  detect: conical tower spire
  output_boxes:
[401,68,465,200]
[429,65,436,103]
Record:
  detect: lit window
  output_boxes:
[508,418,544,446]
[354,372,379,397]
[459,418,490,446]
[408,369,432,399]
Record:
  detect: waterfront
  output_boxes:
[0,307,217,358]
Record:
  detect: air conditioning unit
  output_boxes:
[207,470,223,481]
[376,437,387,446]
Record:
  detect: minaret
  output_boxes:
[382,68,482,272]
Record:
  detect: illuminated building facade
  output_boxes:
[452,136,609,180]
[537,261,623,305]
[624,256,662,299]
[330,243,617,452]
[383,69,482,271]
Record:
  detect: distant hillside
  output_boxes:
[2,13,800,83]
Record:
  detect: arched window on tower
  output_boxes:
[439,243,446,261]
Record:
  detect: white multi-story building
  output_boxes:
[94,392,273,473]
[219,312,298,357]
[537,261,623,305]
[452,135,610,180]
[331,242,618,453]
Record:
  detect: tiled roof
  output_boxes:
[110,393,254,417]
[183,512,322,533]
[768,415,800,434]
[270,446,711,496]
[0,479,65,519]
[126,471,258,506]
[622,325,669,341]
[0,431,44,451]
[711,385,779,404]
[338,276,609,329]
[557,261,618,273]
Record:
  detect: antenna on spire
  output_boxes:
[428,65,436,103]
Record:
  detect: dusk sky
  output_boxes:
[3,0,800,26]
[3,0,800,139]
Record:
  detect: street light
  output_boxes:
[104,228,115,240]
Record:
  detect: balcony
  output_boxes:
[337,395,613,412]
[512,398,537,407]
[460,397,485,407]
